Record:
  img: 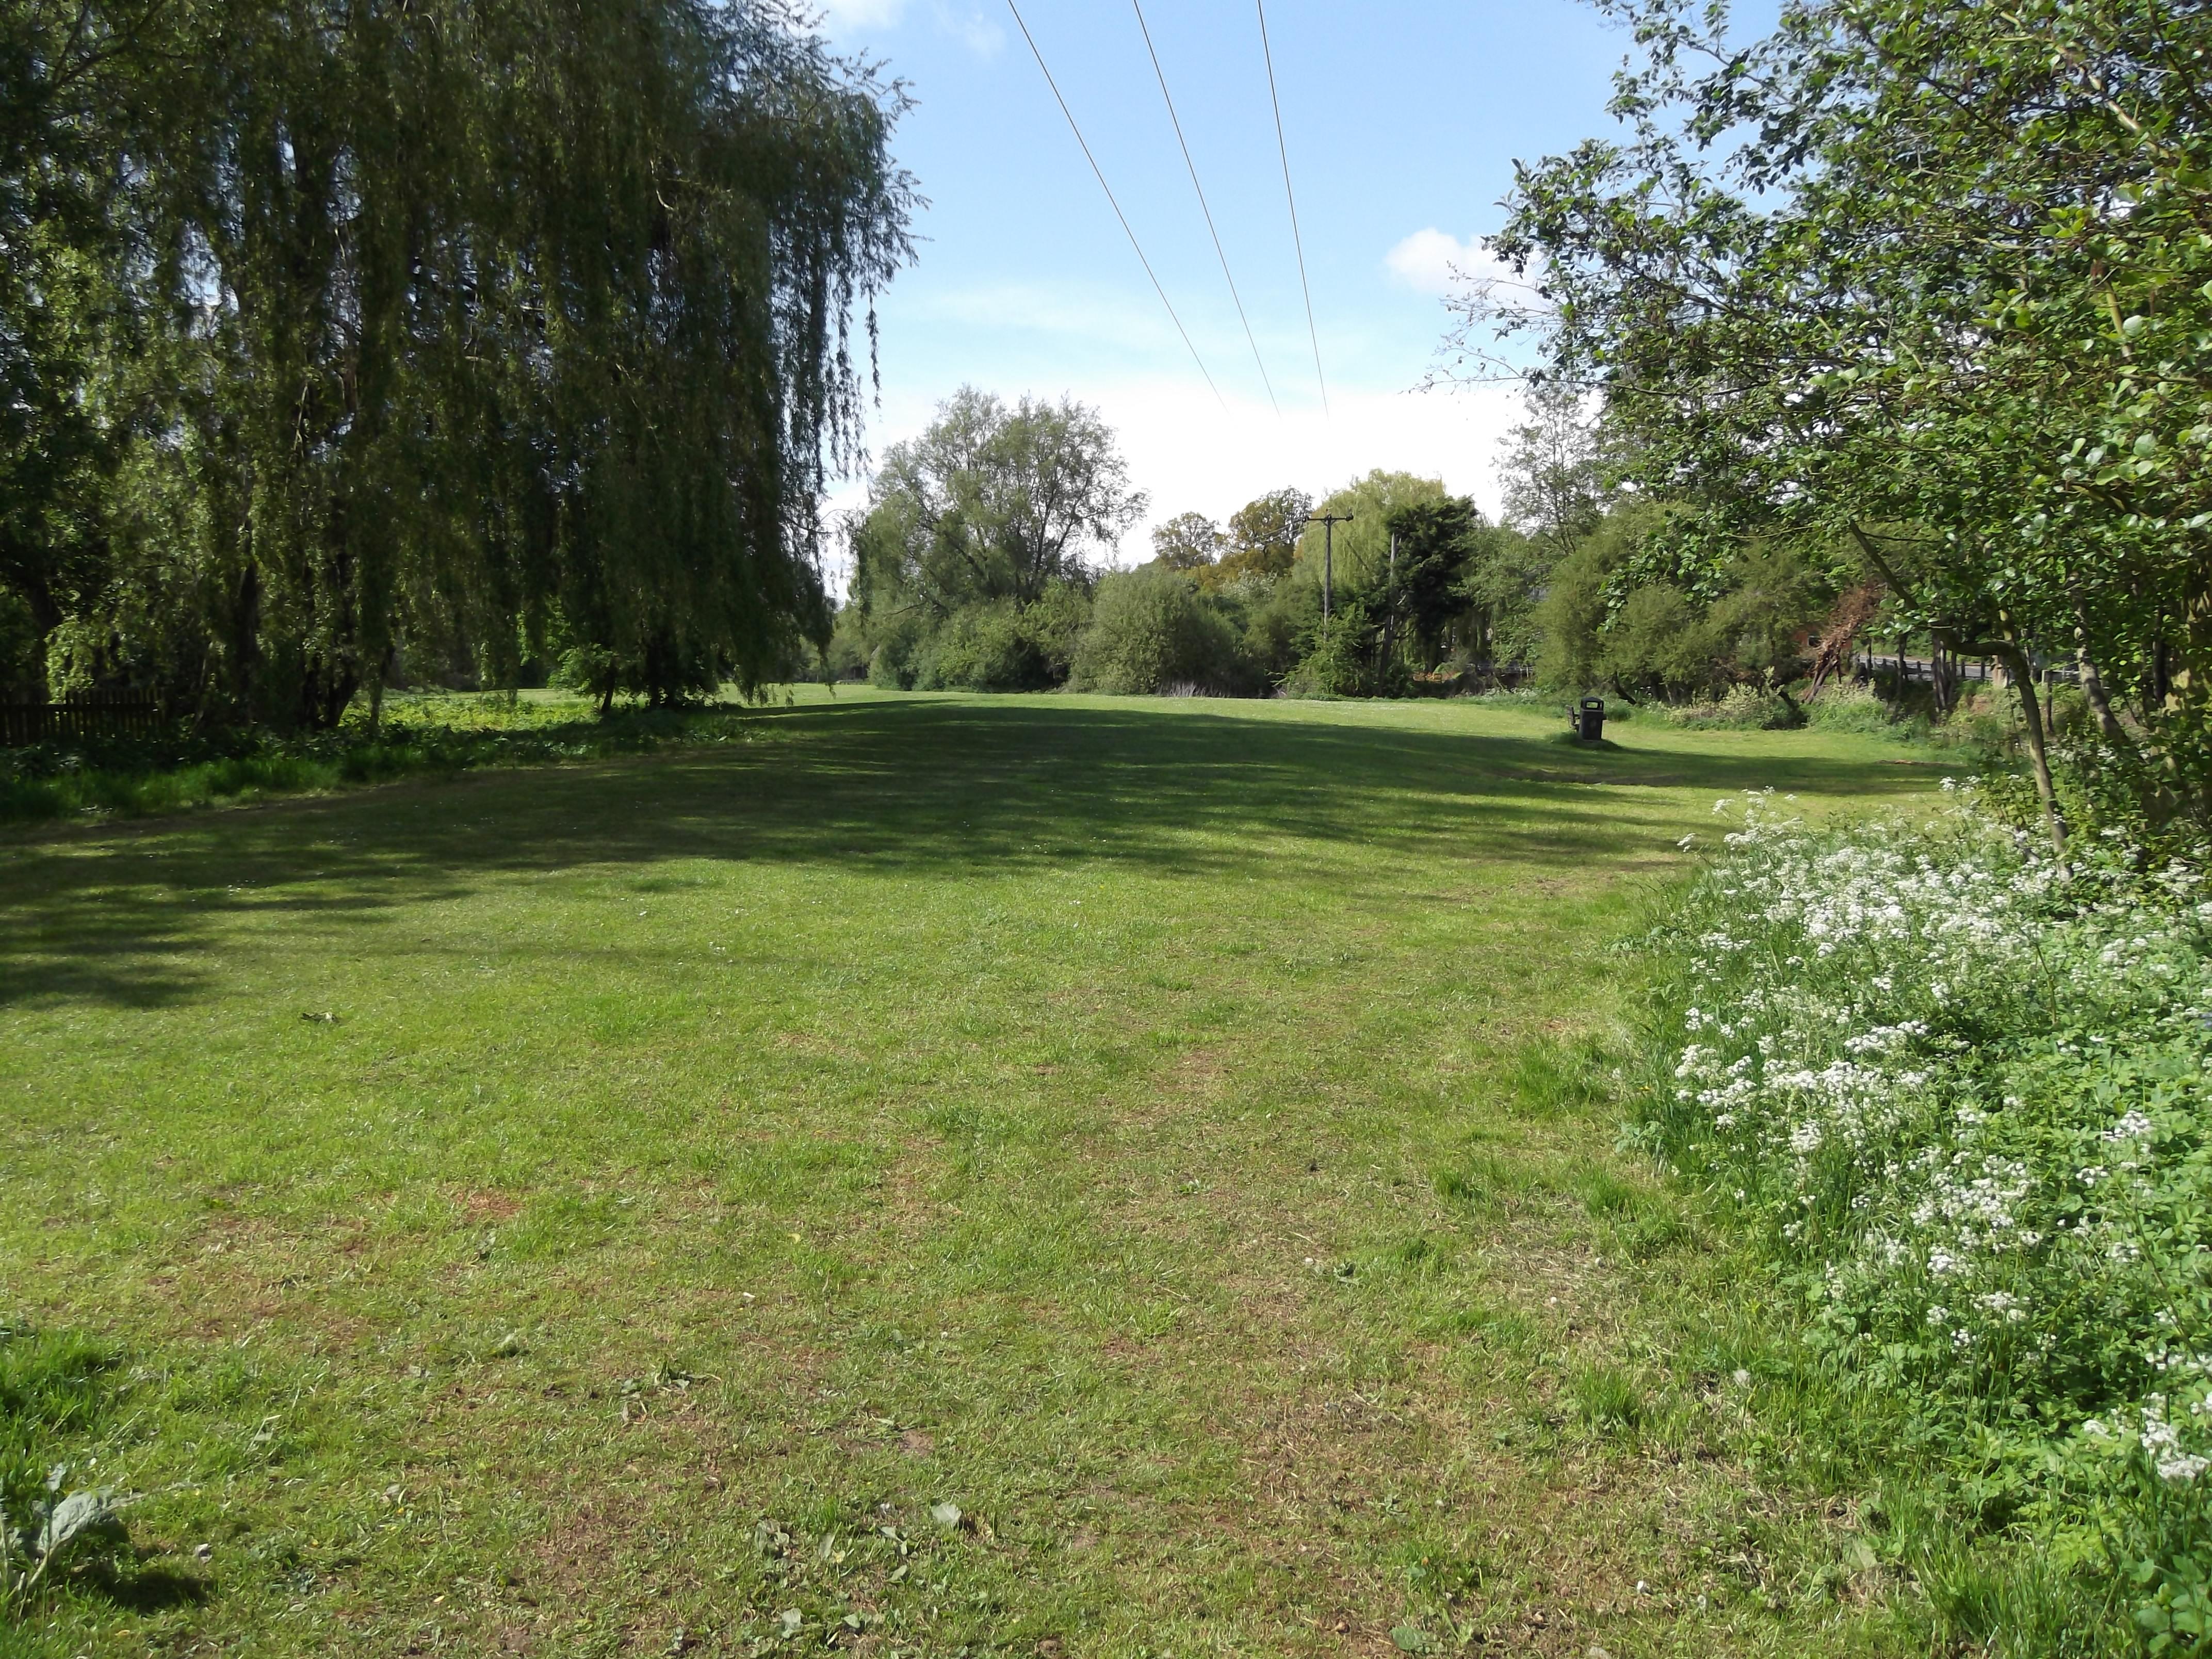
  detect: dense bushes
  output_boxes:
[848,583,1087,692]
[917,606,1057,693]
[1536,508,1840,705]
[1640,790,2212,1646]
[1650,684,1802,730]
[843,563,1310,697]
[1801,680,1897,736]
[1070,567,1247,694]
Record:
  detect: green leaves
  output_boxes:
[1477,0,2212,823]
[1,0,915,722]
[3,1467,127,1605]
[34,1486,120,1560]
[1648,789,2212,1645]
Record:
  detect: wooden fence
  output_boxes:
[0,695,166,747]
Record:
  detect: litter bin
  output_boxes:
[1577,697,1606,741]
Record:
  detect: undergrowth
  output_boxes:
[1633,786,2212,1654]
[0,700,774,825]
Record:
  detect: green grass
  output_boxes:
[0,690,1955,1656]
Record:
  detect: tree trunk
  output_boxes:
[233,561,262,719]
[1802,583,1882,700]
[7,572,63,702]
[12,571,63,641]
[2075,645,2127,744]
[2166,566,2212,823]
[1995,640,2067,858]
[2063,580,2128,745]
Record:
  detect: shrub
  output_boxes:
[1017,582,1093,684]
[824,607,873,681]
[0,702,770,824]
[865,611,929,689]
[1603,582,1718,694]
[1070,566,1248,695]
[913,603,1056,692]
[1803,678,1898,734]
[1534,531,1617,693]
[869,584,1093,693]
[1639,788,2212,1642]
[1276,600,1375,698]
[1655,683,1802,730]
[1211,572,1308,686]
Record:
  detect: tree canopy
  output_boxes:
[1202,487,1311,588]
[1497,382,1608,561]
[1294,471,1451,595]
[850,388,1145,619]
[1460,0,2212,840]
[1150,512,1225,571]
[837,388,1145,691]
[1,0,913,722]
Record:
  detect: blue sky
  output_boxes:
[812,0,1646,563]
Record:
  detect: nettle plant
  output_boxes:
[1639,789,2212,1627]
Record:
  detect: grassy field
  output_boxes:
[2,691,1949,1657]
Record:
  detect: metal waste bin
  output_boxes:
[1577,697,1606,741]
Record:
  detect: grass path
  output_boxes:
[2,693,1945,1656]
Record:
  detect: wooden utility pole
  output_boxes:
[1305,511,1352,635]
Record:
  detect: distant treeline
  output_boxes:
[832,389,1569,702]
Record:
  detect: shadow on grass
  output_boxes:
[0,696,1942,1011]
[70,1558,214,1614]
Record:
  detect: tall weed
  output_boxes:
[1802,679,1902,735]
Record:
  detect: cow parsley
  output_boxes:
[1638,788,2212,1579]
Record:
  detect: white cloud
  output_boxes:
[812,0,1000,54]
[1095,377,1520,555]
[1384,228,1532,297]
[909,281,1180,354]
[815,0,907,29]
[933,2,1003,56]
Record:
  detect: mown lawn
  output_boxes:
[2,692,1947,1657]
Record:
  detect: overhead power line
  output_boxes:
[1004,0,1225,411]
[1129,0,1278,416]
[1254,0,1327,416]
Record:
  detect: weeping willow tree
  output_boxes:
[3,0,911,724]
